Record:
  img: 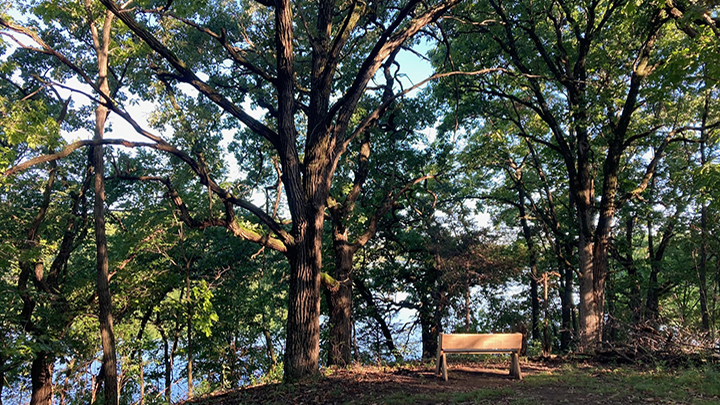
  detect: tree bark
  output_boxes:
[517,183,540,341]
[18,165,56,404]
[284,239,322,380]
[419,268,445,360]
[29,352,54,405]
[559,238,575,352]
[465,264,471,332]
[645,199,683,322]
[0,353,4,405]
[526,140,574,351]
[576,172,598,351]
[283,206,324,380]
[591,140,622,339]
[323,54,400,366]
[645,216,660,321]
[186,263,193,398]
[326,241,354,366]
[699,108,711,332]
[263,328,278,369]
[89,8,119,404]
[419,301,439,360]
[163,334,172,403]
[94,109,119,405]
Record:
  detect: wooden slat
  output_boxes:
[440,333,522,351]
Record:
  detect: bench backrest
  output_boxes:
[439,333,522,351]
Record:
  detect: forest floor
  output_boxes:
[186,358,720,405]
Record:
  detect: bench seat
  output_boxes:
[436,333,523,381]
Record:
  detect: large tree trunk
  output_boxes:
[419,303,439,360]
[645,217,660,322]
[29,352,54,405]
[275,0,323,380]
[283,211,323,381]
[592,142,623,342]
[418,268,444,360]
[326,240,354,366]
[576,181,599,351]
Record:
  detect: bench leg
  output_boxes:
[436,349,442,375]
[510,352,522,380]
[442,353,448,381]
[509,352,515,377]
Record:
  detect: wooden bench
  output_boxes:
[435,333,523,381]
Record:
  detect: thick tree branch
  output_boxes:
[6,138,294,248]
[97,0,280,148]
[114,174,288,253]
[328,0,462,155]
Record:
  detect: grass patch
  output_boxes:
[517,363,720,405]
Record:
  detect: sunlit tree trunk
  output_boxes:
[575,155,598,351]
[88,7,119,404]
